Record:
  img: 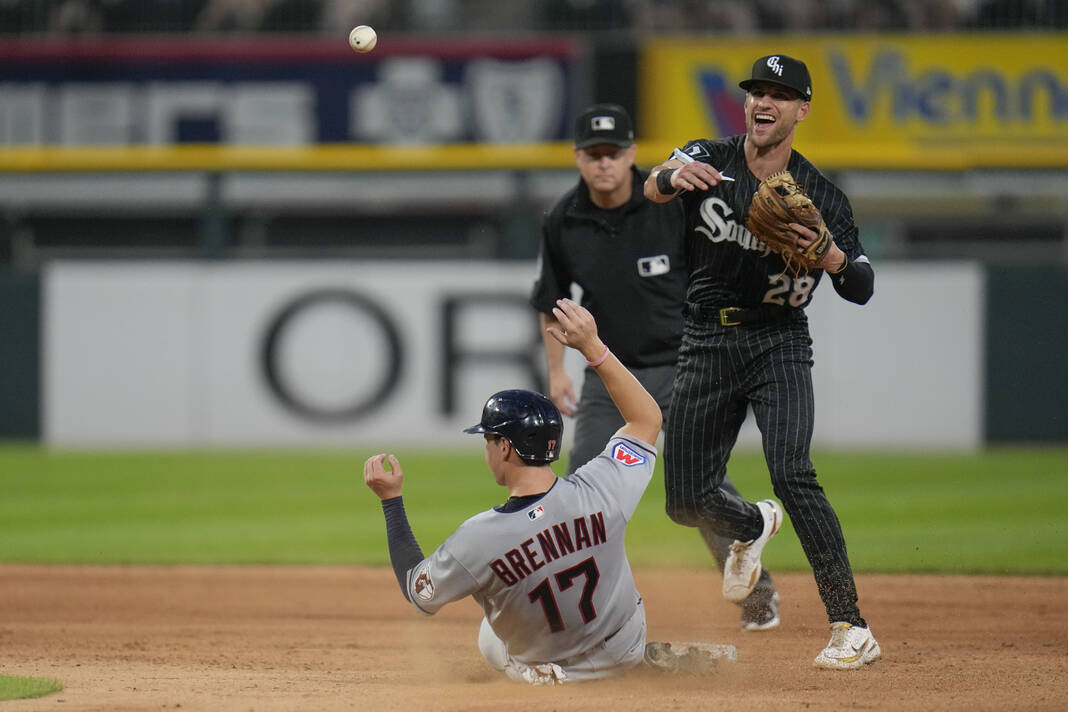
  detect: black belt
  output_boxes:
[685,302,794,326]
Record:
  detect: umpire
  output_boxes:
[530,103,780,632]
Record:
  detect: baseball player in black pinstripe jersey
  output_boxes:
[643,54,881,670]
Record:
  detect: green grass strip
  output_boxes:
[0,675,63,701]
[0,445,1064,574]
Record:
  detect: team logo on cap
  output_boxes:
[767,56,783,76]
[528,505,545,521]
[591,115,616,131]
[612,442,647,466]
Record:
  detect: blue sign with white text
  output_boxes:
[0,37,579,146]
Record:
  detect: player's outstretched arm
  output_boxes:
[546,298,661,445]
[364,454,424,601]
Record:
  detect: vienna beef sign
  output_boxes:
[640,33,1068,170]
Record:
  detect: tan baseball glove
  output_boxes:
[745,170,832,275]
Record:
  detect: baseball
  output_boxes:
[348,25,377,53]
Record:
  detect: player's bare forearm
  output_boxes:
[594,357,662,446]
[547,299,661,445]
[818,242,848,274]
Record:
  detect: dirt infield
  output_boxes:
[0,565,1064,711]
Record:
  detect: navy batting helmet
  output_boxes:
[463,389,563,464]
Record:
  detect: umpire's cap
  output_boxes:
[464,389,563,464]
[574,103,634,150]
[739,54,812,101]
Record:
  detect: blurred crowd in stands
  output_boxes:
[0,0,1064,35]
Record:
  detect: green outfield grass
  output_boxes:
[0,675,63,702]
[0,445,1065,574]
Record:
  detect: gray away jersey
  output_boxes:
[404,434,656,666]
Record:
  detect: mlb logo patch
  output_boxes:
[638,254,670,277]
[528,505,545,521]
[612,442,647,466]
[591,115,616,131]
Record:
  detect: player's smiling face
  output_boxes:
[744,82,810,149]
[575,144,636,204]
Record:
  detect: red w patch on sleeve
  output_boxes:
[612,442,647,466]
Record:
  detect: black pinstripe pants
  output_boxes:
[565,362,776,609]
[664,311,863,626]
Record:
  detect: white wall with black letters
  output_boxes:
[43,260,983,450]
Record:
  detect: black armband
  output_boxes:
[655,168,677,195]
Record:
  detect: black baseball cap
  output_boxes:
[573,103,634,150]
[739,54,812,101]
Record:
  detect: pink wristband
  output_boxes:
[586,346,611,367]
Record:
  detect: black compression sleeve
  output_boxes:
[381,496,424,602]
[828,257,874,305]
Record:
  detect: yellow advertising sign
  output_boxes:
[640,34,1068,169]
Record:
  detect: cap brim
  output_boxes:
[738,78,809,99]
[463,424,488,434]
[574,138,633,150]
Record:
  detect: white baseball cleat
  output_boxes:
[722,499,783,603]
[813,622,882,670]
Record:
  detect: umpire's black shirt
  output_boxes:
[530,166,687,369]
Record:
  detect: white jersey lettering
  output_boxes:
[695,196,772,256]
